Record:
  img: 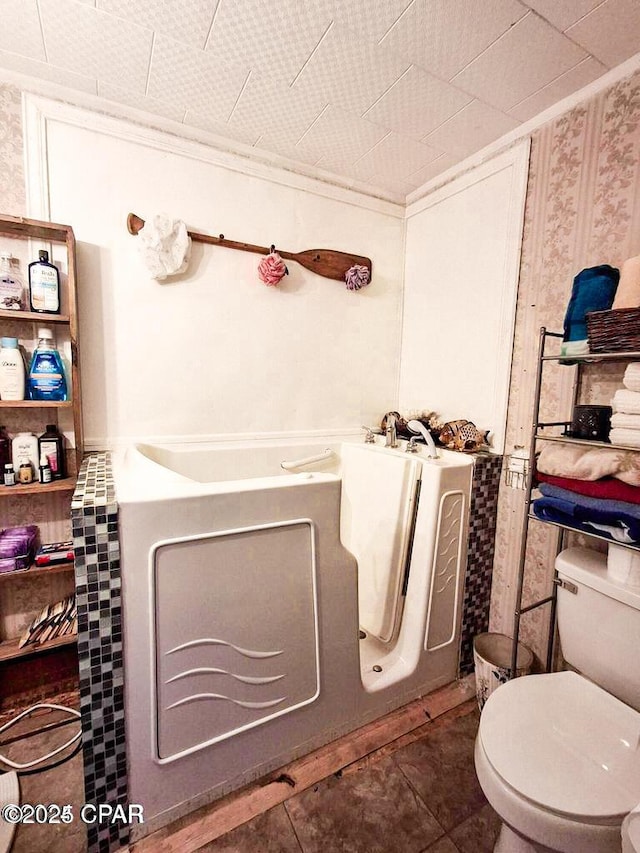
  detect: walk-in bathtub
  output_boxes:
[113,436,473,836]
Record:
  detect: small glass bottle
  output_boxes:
[39,452,52,484]
[0,426,11,472]
[3,463,16,486]
[18,462,34,484]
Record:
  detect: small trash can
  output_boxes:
[473,632,533,711]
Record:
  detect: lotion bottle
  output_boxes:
[0,337,26,400]
[12,432,39,481]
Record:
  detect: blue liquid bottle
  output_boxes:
[28,328,68,401]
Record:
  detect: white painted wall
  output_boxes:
[27,100,405,449]
[398,144,530,453]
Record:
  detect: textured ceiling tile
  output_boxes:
[566,0,640,68]
[355,132,441,180]
[291,22,410,116]
[98,81,186,122]
[253,135,322,167]
[205,0,332,86]
[39,0,153,92]
[312,0,413,47]
[405,153,460,188]
[423,100,519,158]
[295,106,389,165]
[508,56,606,121]
[97,0,217,49]
[313,153,379,183]
[0,0,47,61]
[364,65,472,139]
[380,0,526,80]
[0,49,97,92]
[521,0,604,31]
[184,109,261,146]
[148,35,249,120]
[366,174,416,198]
[227,72,326,144]
[452,12,588,111]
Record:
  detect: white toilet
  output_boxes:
[475,546,640,853]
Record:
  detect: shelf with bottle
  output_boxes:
[0,400,73,408]
[0,309,71,323]
[0,479,76,498]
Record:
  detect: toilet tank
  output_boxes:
[556,547,640,711]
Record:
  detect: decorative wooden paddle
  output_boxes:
[127,213,372,283]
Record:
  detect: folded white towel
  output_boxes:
[537,443,640,485]
[609,428,640,448]
[612,388,640,414]
[611,412,640,429]
[623,362,640,393]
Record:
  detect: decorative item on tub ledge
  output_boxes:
[258,247,288,286]
[127,213,373,286]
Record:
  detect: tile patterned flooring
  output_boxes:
[0,698,499,852]
[200,703,501,853]
[0,706,86,852]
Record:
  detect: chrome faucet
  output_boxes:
[407,419,439,459]
[385,413,398,448]
[361,425,382,444]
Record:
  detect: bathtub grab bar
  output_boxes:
[280,449,335,470]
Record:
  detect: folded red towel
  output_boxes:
[536,472,640,505]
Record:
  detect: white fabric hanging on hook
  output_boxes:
[138,214,191,281]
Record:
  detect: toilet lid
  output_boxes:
[479,671,640,822]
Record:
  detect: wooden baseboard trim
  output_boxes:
[132,675,476,853]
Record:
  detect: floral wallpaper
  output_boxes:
[491,68,640,663]
[0,83,25,215]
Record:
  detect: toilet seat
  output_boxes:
[479,671,640,824]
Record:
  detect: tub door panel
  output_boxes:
[151,519,319,762]
[340,444,421,644]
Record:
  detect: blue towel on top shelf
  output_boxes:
[560,265,619,363]
[533,482,640,543]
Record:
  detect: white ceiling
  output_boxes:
[2,0,640,202]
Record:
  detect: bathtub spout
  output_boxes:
[385,414,398,448]
[407,420,439,459]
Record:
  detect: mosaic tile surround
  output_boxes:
[459,453,503,676]
[71,453,127,853]
[69,449,500,851]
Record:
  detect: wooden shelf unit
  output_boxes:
[0,213,83,680]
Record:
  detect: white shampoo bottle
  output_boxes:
[0,337,25,400]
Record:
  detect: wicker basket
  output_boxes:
[586,307,640,353]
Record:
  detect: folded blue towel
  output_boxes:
[534,482,640,542]
[531,501,633,542]
[563,265,619,344]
